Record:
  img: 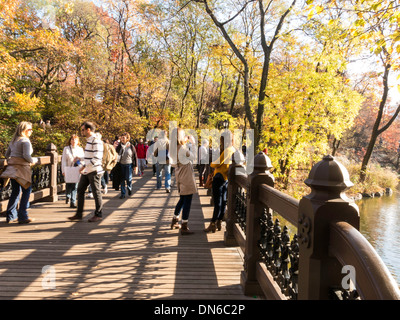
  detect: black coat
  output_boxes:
[111,162,122,190]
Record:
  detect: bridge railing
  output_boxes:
[0,143,64,213]
[225,152,400,300]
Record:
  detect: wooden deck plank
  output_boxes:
[0,169,262,300]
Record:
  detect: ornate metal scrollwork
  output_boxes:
[329,287,360,300]
[258,210,299,300]
[31,164,50,192]
[57,163,64,184]
[0,179,12,201]
[234,186,247,233]
[0,163,51,200]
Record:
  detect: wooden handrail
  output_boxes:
[329,221,400,300]
[258,184,299,226]
[0,156,52,168]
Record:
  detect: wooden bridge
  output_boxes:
[1,145,399,301]
[0,168,256,300]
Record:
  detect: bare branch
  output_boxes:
[221,0,258,26]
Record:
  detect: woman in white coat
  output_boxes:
[61,134,84,208]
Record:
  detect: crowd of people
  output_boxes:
[1,121,247,236]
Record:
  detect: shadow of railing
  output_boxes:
[0,169,246,299]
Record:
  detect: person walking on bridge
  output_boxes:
[198,139,209,187]
[204,131,235,233]
[115,132,137,199]
[170,128,197,235]
[61,134,84,208]
[135,138,148,176]
[153,133,171,193]
[68,121,104,222]
[1,121,38,224]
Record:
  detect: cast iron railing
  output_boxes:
[0,143,64,213]
[224,153,400,300]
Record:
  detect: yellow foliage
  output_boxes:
[9,92,43,112]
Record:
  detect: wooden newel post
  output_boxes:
[241,152,274,296]
[44,143,59,202]
[297,155,360,300]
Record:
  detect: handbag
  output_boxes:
[204,172,213,189]
[64,166,81,183]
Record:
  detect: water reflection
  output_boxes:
[358,190,400,286]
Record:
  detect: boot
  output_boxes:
[170,216,180,229]
[181,222,194,235]
[216,220,222,231]
[204,222,216,233]
[199,177,203,187]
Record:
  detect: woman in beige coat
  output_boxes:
[170,128,197,235]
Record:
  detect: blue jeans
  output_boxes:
[6,179,32,222]
[66,183,78,204]
[174,194,193,221]
[211,173,228,222]
[156,163,171,190]
[120,164,133,196]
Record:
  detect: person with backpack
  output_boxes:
[153,133,171,193]
[115,132,137,199]
[102,138,118,194]
[204,131,235,233]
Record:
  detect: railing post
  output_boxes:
[43,143,58,202]
[224,159,246,246]
[297,155,360,300]
[241,152,274,296]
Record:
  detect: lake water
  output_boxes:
[357,189,400,286]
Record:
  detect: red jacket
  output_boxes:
[136,143,148,159]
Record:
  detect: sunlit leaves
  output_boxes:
[9,92,43,112]
[262,35,363,183]
[306,0,400,68]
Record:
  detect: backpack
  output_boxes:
[102,142,118,170]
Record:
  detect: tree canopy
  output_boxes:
[1,0,399,187]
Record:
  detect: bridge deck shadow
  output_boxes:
[0,169,260,300]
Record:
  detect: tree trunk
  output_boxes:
[229,74,241,114]
[360,62,400,181]
[332,138,341,156]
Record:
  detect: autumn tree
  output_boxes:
[307,0,400,181]
[0,0,72,154]
[262,34,363,187]
[341,71,400,168]
[187,0,298,153]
